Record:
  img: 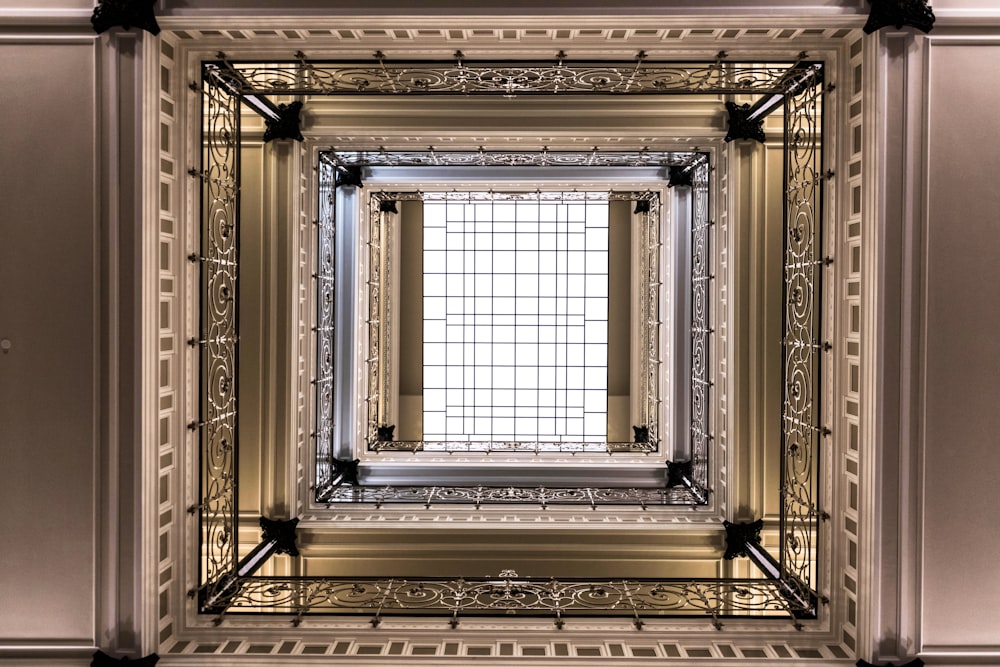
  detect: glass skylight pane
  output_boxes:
[423,194,608,442]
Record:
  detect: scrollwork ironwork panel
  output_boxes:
[198,65,241,595]
[318,483,700,507]
[638,193,662,450]
[369,439,656,454]
[215,61,812,97]
[221,575,808,619]
[780,70,824,602]
[689,158,712,497]
[325,149,701,169]
[314,161,336,493]
[193,57,827,622]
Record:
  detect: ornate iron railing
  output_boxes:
[211,59,814,97]
[325,148,701,169]
[222,574,810,623]
[193,56,825,622]
[194,63,241,602]
[689,158,712,496]
[779,65,825,604]
[314,160,336,492]
[368,439,658,454]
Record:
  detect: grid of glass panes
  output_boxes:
[423,194,609,442]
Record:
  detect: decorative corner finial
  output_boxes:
[724,102,765,143]
[722,519,764,560]
[336,166,364,188]
[259,517,301,557]
[666,460,693,487]
[667,165,694,188]
[263,101,305,143]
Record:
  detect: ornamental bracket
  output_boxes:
[330,457,361,487]
[91,0,160,36]
[667,165,694,188]
[200,517,300,614]
[723,519,816,618]
[336,165,364,188]
[666,460,708,505]
[863,0,936,34]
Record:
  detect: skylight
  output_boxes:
[422,193,610,443]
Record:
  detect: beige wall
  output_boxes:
[868,29,1000,664]
[918,38,1000,651]
[0,40,99,645]
[0,27,148,663]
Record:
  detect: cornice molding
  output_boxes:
[152,13,868,31]
[5,6,1000,32]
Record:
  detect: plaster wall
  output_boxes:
[0,40,99,645]
[919,37,1000,653]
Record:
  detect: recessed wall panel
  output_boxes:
[0,41,98,643]
[921,40,1000,651]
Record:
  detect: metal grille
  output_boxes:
[195,63,241,600]
[780,65,825,603]
[689,159,712,496]
[223,575,811,621]
[314,161,336,493]
[192,56,827,622]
